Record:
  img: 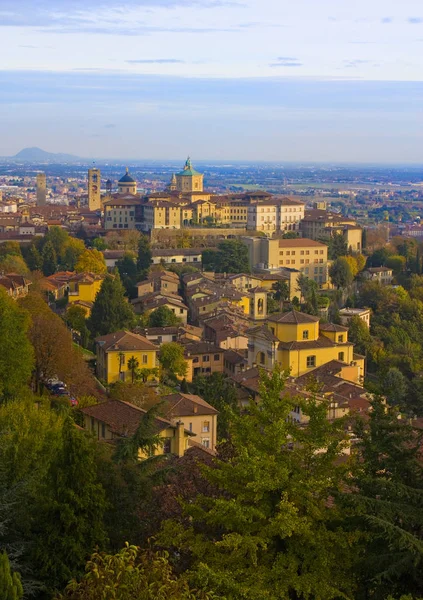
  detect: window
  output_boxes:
[306,250,310,255]
[202,421,210,432]
[180,308,184,314]
[202,438,210,448]
[286,251,290,256]
[203,355,210,362]
[193,357,199,363]
[306,355,316,368]
[91,417,95,431]
[259,351,265,365]
[338,352,345,361]
[142,354,148,364]
[303,330,309,340]
[338,335,344,343]
[189,422,193,432]
[101,423,106,438]
[163,438,172,454]
[214,354,220,361]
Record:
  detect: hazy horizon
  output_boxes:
[1,0,423,163]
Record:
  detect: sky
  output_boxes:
[0,0,423,162]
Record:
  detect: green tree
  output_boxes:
[42,240,57,276]
[328,232,348,259]
[0,255,29,275]
[31,418,107,593]
[0,289,34,401]
[348,399,423,599]
[116,253,139,298]
[203,240,250,273]
[160,366,355,600]
[75,249,107,274]
[347,315,371,355]
[92,237,107,251]
[66,304,90,348]
[191,372,239,440]
[137,235,152,276]
[272,280,290,305]
[381,367,408,407]
[88,275,135,338]
[56,544,215,600]
[149,305,182,327]
[159,342,188,381]
[113,405,163,464]
[0,241,22,258]
[25,243,42,272]
[329,256,354,289]
[0,552,23,600]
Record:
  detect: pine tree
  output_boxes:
[31,418,107,593]
[42,240,57,276]
[0,552,23,600]
[347,398,423,599]
[88,274,135,337]
[160,366,356,599]
[137,235,152,276]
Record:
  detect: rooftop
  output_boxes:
[268,310,320,325]
[95,331,157,352]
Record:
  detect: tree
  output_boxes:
[0,289,33,401]
[347,315,371,355]
[159,342,188,381]
[31,418,107,594]
[66,304,90,348]
[88,275,135,338]
[127,356,139,384]
[203,240,250,273]
[362,227,367,251]
[191,372,239,440]
[272,280,290,305]
[113,405,163,464]
[137,235,152,276]
[386,254,407,273]
[24,243,42,272]
[329,256,354,289]
[56,544,215,600]
[92,237,107,251]
[20,293,98,397]
[62,237,86,271]
[42,240,57,276]
[328,232,348,259]
[0,255,29,275]
[380,367,408,407]
[159,366,355,599]
[116,253,139,298]
[0,241,22,259]
[348,399,423,599]
[0,552,23,600]
[75,249,107,274]
[148,305,182,327]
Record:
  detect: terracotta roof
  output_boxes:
[247,324,280,342]
[81,399,185,437]
[95,331,158,352]
[268,310,320,324]
[162,393,218,417]
[223,350,248,365]
[278,336,351,351]
[319,323,349,332]
[182,341,223,356]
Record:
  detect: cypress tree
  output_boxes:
[42,240,57,276]
[0,552,23,600]
[88,274,135,338]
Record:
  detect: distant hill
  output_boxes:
[12,147,81,162]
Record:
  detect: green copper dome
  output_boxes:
[176,157,202,177]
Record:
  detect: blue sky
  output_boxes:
[1,0,423,162]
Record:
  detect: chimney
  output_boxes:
[193,405,198,414]
[176,420,186,457]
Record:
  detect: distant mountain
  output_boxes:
[12,147,81,162]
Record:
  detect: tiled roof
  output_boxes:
[319,323,349,332]
[162,393,218,417]
[95,331,158,352]
[247,324,280,342]
[182,341,223,355]
[278,238,327,248]
[268,310,320,324]
[278,336,352,351]
[81,400,177,437]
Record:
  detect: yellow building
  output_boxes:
[140,201,182,231]
[36,172,46,206]
[300,209,362,252]
[247,310,364,378]
[161,392,218,451]
[118,168,137,195]
[81,399,194,458]
[103,197,139,230]
[95,331,158,384]
[88,168,101,211]
[243,237,329,287]
[174,157,203,193]
[67,272,103,314]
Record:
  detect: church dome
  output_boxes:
[119,167,136,184]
